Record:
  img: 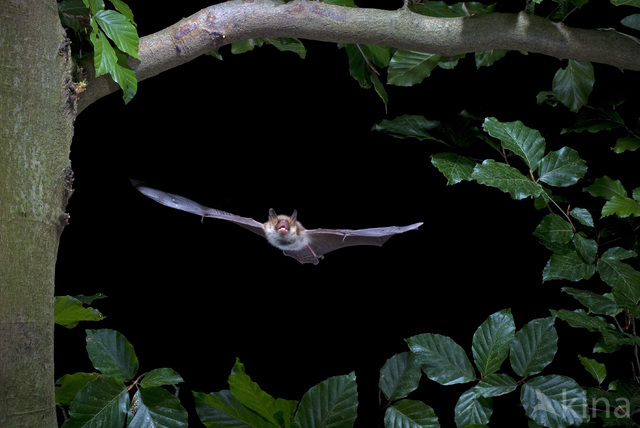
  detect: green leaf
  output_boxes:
[472,159,545,200]
[551,60,594,112]
[89,24,137,103]
[602,195,640,218]
[570,207,594,227]
[542,249,596,282]
[360,44,391,68]
[266,38,306,58]
[85,329,139,381]
[73,293,108,305]
[388,50,441,87]
[373,115,443,142]
[612,379,640,411]
[534,214,574,246]
[509,317,558,377]
[621,13,640,30]
[406,333,476,385]
[56,372,100,407]
[93,9,139,59]
[128,387,188,428]
[538,147,587,187]
[521,375,587,428]
[194,390,275,428]
[563,107,625,133]
[578,355,607,385]
[90,27,117,77]
[482,117,546,171]
[384,399,439,428]
[228,358,297,427]
[369,70,389,108]
[111,50,137,104]
[475,49,508,68]
[562,287,620,316]
[472,309,516,377]
[63,377,129,428]
[611,0,640,7]
[430,153,476,185]
[58,0,90,31]
[55,295,105,328]
[294,372,358,428]
[379,352,422,401]
[140,368,184,389]
[554,309,616,333]
[341,44,379,87]
[584,176,627,200]
[572,232,598,263]
[474,373,518,398]
[82,0,104,14]
[454,387,493,427]
[339,44,389,106]
[598,247,640,305]
[231,39,262,54]
[612,136,640,153]
[108,0,135,24]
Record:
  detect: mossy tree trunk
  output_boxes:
[0,0,76,426]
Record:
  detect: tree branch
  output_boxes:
[78,0,640,112]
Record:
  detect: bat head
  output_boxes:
[265,209,309,251]
[267,209,299,233]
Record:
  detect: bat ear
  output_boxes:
[290,209,298,221]
[268,208,278,221]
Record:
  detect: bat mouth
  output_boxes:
[276,220,289,233]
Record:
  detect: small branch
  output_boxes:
[355,44,380,76]
[547,195,575,231]
[78,0,640,112]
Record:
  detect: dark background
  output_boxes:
[55,1,640,426]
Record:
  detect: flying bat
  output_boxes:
[131,180,422,265]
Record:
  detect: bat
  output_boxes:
[131,180,422,265]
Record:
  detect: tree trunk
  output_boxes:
[0,1,76,427]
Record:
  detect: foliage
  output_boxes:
[54,0,640,426]
[194,359,358,428]
[54,294,106,328]
[58,0,139,103]
[56,327,188,428]
[372,58,640,428]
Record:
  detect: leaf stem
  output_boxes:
[355,44,380,76]
[547,195,575,232]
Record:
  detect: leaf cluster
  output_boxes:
[58,0,139,103]
[194,359,358,428]
[382,309,589,427]
[56,328,188,428]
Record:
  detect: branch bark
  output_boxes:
[78,0,640,112]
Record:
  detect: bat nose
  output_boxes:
[276,220,289,233]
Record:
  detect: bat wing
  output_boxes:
[131,180,265,237]
[282,222,423,265]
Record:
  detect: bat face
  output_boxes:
[263,209,311,252]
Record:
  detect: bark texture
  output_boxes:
[79,0,640,111]
[0,0,76,426]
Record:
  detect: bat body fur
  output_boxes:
[132,180,422,265]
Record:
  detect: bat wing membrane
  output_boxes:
[284,222,423,264]
[132,180,265,237]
